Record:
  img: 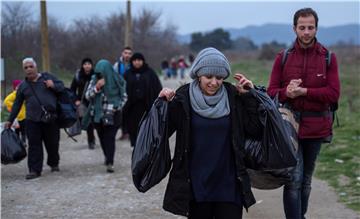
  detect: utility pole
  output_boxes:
[124,0,132,48]
[40,0,50,72]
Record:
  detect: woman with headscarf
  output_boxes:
[82,59,126,173]
[123,52,162,147]
[70,58,96,149]
[157,47,263,218]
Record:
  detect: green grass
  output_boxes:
[228,59,272,86]
[230,58,360,212]
[315,62,360,212]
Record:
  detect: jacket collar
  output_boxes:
[294,37,322,53]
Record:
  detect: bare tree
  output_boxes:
[1,2,39,87]
[2,3,185,78]
[1,2,35,58]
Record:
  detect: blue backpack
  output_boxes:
[57,87,77,128]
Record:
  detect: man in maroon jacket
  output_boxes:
[267,8,340,219]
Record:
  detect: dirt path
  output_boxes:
[1,75,358,219]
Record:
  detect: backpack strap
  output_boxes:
[75,70,80,83]
[118,60,121,75]
[325,50,331,67]
[27,81,47,113]
[281,48,290,68]
[64,128,78,142]
[281,43,295,70]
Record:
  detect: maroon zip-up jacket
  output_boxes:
[267,39,340,139]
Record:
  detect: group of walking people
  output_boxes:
[161,54,194,80]
[4,8,340,219]
[4,47,162,175]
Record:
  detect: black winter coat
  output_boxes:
[8,72,64,123]
[162,82,263,217]
[70,70,93,106]
[123,65,162,138]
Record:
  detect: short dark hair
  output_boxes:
[293,8,318,27]
[123,46,132,51]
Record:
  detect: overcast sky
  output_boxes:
[3,0,360,34]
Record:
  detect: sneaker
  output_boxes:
[88,142,95,150]
[106,164,114,173]
[51,166,60,172]
[26,172,41,180]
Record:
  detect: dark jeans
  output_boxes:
[79,117,95,144]
[16,119,27,143]
[26,120,60,173]
[120,110,128,135]
[283,139,322,219]
[94,123,118,165]
[188,201,243,219]
[86,122,95,144]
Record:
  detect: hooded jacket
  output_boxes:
[82,60,126,127]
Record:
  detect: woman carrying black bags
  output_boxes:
[70,58,96,149]
[157,47,263,218]
[82,59,126,173]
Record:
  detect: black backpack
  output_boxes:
[281,46,339,142]
[281,45,340,143]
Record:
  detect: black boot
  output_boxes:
[26,171,41,180]
[88,142,95,150]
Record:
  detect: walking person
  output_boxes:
[178,55,188,79]
[70,58,96,149]
[161,58,170,79]
[113,46,132,140]
[267,8,340,219]
[4,57,65,179]
[4,79,27,145]
[82,59,126,173]
[123,52,162,147]
[170,57,178,79]
[158,47,263,218]
[113,46,132,77]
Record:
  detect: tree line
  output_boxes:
[1,2,187,83]
[189,28,288,60]
[2,2,356,87]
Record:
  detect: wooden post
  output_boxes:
[40,0,50,72]
[124,0,132,48]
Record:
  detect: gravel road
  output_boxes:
[1,76,358,219]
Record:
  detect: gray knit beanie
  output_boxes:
[189,47,231,79]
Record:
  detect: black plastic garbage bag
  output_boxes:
[245,91,300,189]
[247,168,293,189]
[1,128,27,165]
[248,144,302,190]
[131,98,171,193]
[244,89,297,170]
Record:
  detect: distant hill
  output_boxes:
[177,23,360,46]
